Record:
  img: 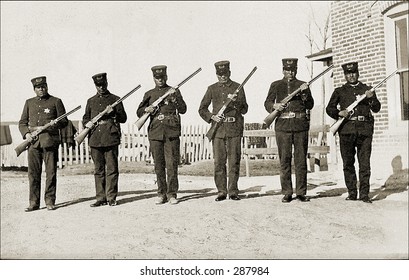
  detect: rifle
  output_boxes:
[330,69,398,135]
[15,105,81,157]
[75,85,141,145]
[134,68,202,130]
[206,66,257,141]
[263,64,334,128]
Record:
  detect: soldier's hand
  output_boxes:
[365,90,374,98]
[85,121,95,129]
[227,93,237,101]
[105,105,114,114]
[300,92,308,101]
[165,95,177,103]
[24,132,32,140]
[211,114,223,123]
[338,110,349,118]
[167,87,176,95]
[273,103,286,112]
[145,106,156,113]
[300,83,309,91]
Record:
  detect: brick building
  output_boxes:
[310,1,408,176]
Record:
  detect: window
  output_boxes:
[384,3,409,126]
[395,18,409,120]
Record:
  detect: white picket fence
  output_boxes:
[0,121,215,168]
[1,122,335,171]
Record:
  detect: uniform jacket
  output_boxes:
[198,80,248,138]
[326,81,381,136]
[19,94,68,148]
[83,91,127,147]
[264,78,314,132]
[136,84,187,141]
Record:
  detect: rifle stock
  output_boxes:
[205,66,258,141]
[74,127,91,145]
[329,118,345,135]
[205,121,220,141]
[135,112,150,130]
[15,105,81,156]
[14,138,34,157]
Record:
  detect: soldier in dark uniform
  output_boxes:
[19,76,68,212]
[137,65,187,205]
[264,58,314,203]
[198,61,248,201]
[326,62,381,203]
[83,73,127,207]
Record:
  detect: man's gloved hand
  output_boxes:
[273,103,287,112]
[338,110,349,118]
[227,93,237,101]
[300,92,308,101]
[85,121,95,129]
[105,105,114,114]
[211,114,223,123]
[165,88,177,104]
[365,90,374,98]
[300,83,309,91]
[145,106,157,113]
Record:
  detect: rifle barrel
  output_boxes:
[116,85,141,104]
[372,69,398,90]
[175,68,202,89]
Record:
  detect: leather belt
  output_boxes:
[349,116,370,121]
[223,117,236,123]
[279,112,306,119]
[156,113,177,120]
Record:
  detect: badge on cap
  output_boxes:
[92,73,107,85]
[342,62,358,74]
[282,58,298,70]
[215,60,230,75]
[154,69,164,75]
[31,76,47,87]
[151,65,167,78]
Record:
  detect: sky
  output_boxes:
[1,1,332,125]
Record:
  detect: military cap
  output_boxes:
[342,62,359,74]
[282,58,298,71]
[214,60,230,75]
[92,73,108,85]
[31,76,47,87]
[151,65,167,78]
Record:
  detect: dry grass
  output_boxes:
[58,159,282,177]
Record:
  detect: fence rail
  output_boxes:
[1,122,337,169]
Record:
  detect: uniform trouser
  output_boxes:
[276,130,309,196]
[150,137,180,199]
[90,145,119,202]
[212,136,241,196]
[339,133,372,199]
[27,145,58,207]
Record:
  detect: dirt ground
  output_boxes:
[0,162,408,260]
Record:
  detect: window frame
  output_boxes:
[384,3,409,130]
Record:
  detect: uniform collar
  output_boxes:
[155,84,169,90]
[347,81,361,88]
[36,93,50,100]
[217,80,233,87]
[96,90,111,97]
[282,78,298,83]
